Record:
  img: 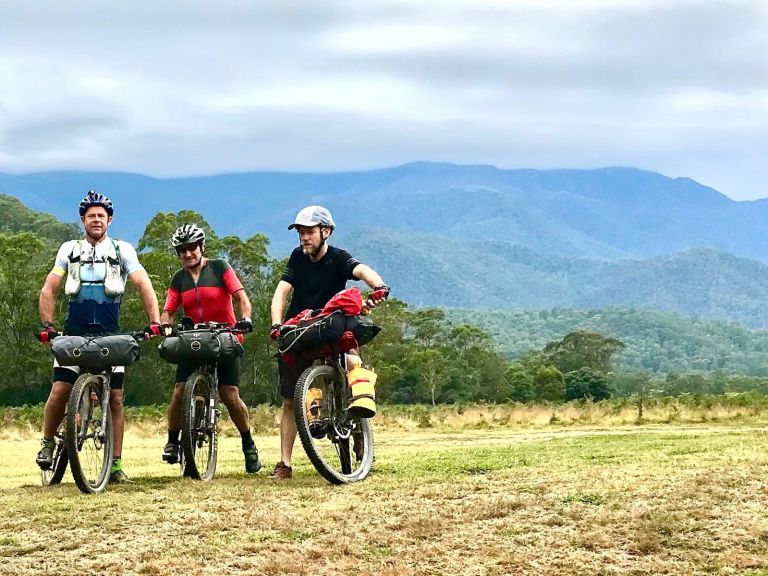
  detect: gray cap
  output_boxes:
[288,205,336,230]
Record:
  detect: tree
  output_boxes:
[410,348,450,405]
[0,233,55,402]
[543,331,625,374]
[505,363,534,402]
[533,365,565,402]
[409,308,447,348]
[564,368,612,401]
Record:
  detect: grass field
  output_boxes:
[0,407,767,575]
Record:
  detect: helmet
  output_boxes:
[171,224,206,248]
[79,189,114,216]
[288,206,335,230]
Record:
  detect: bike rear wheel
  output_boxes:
[294,364,374,485]
[66,374,113,494]
[41,425,68,487]
[181,372,218,481]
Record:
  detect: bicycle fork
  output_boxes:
[97,378,110,447]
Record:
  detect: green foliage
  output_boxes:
[542,331,624,374]
[0,195,80,244]
[446,306,768,376]
[3,198,768,407]
[0,233,55,403]
[565,368,612,401]
[533,365,565,402]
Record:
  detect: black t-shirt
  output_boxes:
[282,245,361,318]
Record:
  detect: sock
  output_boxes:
[168,430,180,444]
[111,458,122,473]
[240,430,254,450]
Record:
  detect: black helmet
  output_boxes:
[79,189,114,216]
[171,224,206,248]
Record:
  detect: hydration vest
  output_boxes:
[64,239,126,298]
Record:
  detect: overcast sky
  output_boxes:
[1,0,766,199]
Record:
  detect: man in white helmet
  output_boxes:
[159,224,262,474]
[268,206,389,479]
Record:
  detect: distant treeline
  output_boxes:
[2,196,768,406]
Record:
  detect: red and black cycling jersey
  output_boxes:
[163,259,243,327]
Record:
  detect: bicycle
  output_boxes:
[41,330,146,494]
[280,302,380,485]
[158,320,245,481]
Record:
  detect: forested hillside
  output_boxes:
[2,197,768,407]
[446,307,768,375]
[0,195,80,243]
[349,230,768,327]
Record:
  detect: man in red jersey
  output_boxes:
[159,224,261,473]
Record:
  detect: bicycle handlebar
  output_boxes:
[37,330,149,344]
[169,322,247,337]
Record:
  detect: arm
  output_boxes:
[129,269,161,324]
[270,280,293,325]
[232,289,252,319]
[352,264,385,289]
[39,273,63,325]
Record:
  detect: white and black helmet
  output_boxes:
[171,224,206,248]
[288,206,336,230]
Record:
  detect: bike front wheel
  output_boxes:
[181,372,218,481]
[294,364,374,485]
[66,374,113,494]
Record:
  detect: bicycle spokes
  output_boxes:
[295,365,374,484]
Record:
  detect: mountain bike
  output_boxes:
[158,321,245,481]
[279,299,380,485]
[42,330,146,494]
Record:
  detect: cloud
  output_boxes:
[0,0,766,199]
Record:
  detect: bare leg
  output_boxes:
[280,398,297,466]
[219,385,250,433]
[109,389,125,457]
[42,381,72,438]
[167,382,185,431]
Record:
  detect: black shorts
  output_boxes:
[277,354,312,399]
[175,357,241,387]
[53,366,126,390]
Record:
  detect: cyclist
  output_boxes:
[159,224,262,474]
[36,190,162,484]
[268,206,389,479]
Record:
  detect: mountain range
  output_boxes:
[2,162,767,326]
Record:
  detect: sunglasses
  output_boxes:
[175,244,199,255]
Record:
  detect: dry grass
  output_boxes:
[0,417,767,575]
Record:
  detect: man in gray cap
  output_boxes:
[268,205,389,479]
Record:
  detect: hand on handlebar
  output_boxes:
[145,323,175,338]
[36,322,59,343]
[364,284,390,311]
[269,323,281,340]
[235,317,253,333]
[144,322,164,339]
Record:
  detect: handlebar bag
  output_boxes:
[52,335,140,368]
[159,331,243,364]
